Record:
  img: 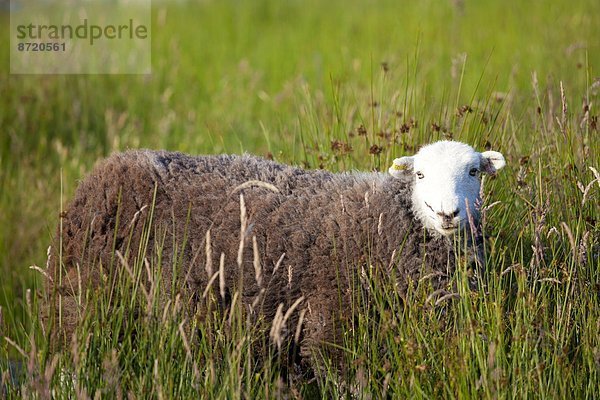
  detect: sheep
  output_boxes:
[44,140,505,367]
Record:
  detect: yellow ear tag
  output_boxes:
[392,163,407,171]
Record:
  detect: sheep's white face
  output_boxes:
[388,141,505,236]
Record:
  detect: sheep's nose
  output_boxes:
[437,209,459,223]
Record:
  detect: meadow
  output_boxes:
[0,0,599,397]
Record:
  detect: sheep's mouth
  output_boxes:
[438,225,458,235]
[440,223,458,230]
[426,214,459,235]
[437,218,468,235]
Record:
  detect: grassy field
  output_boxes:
[1,0,599,397]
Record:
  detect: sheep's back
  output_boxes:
[46,149,457,359]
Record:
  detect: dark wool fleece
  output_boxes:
[46,150,466,362]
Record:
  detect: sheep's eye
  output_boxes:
[416,172,424,179]
[469,168,478,176]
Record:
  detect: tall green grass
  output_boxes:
[1,0,599,397]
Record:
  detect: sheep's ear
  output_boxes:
[389,156,414,179]
[480,151,506,175]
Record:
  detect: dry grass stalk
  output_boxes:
[537,278,561,284]
[340,194,346,214]
[227,291,239,326]
[45,244,52,272]
[250,288,265,314]
[360,265,368,286]
[272,253,285,276]
[143,258,156,313]
[116,251,149,304]
[219,253,226,299]
[590,167,600,187]
[558,81,568,136]
[294,308,307,344]
[578,230,590,266]
[386,249,397,272]
[269,296,305,349]
[579,167,600,205]
[501,264,520,276]
[201,269,220,299]
[269,304,285,349]
[253,236,262,287]
[425,289,448,305]
[418,271,447,283]
[4,336,27,358]
[25,289,32,315]
[161,299,172,323]
[172,294,182,318]
[434,292,460,306]
[42,353,60,399]
[1,371,9,397]
[560,222,577,264]
[282,296,305,325]
[76,263,83,308]
[127,204,148,231]
[178,319,201,388]
[30,265,51,281]
[483,201,501,212]
[153,359,165,400]
[205,230,213,277]
[231,180,280,194]
[237,194,247,267]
